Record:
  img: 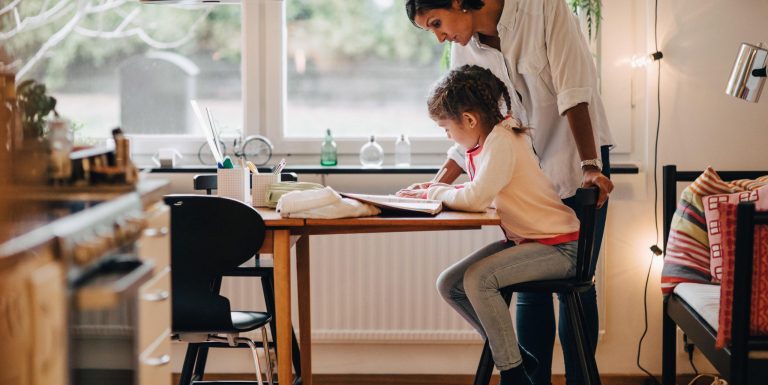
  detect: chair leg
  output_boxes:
[179,343,201,385]
[239,337,266,385]
[573,292,601,385]
[474,340,495,385]
[565,292,601,385]
[262,326,276,385]
[192,346,209,381]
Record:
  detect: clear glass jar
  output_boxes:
[47,118,73,182]
[359,135,383,168]
[394,134,411,167]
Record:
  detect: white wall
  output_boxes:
[157,0,768,377]
[597,0,768,377]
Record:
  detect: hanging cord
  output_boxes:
[637,0,663,384]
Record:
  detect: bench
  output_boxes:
[661,165,768,385]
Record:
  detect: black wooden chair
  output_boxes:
[190,172,303,385]
[661,165,768,385]
[165,194,275,385]
[473,187,601,385]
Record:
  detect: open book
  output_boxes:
[341,193,442,216]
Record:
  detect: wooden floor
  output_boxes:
[173,373,705,385]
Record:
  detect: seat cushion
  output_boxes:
[231,311,271,331]
[673,282,721,331]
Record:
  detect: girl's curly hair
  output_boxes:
[427,64,524,132]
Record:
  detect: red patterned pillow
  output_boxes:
[714,203,768,349]
[704,185,768,281]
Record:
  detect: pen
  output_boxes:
[273,158,287,175]
[246,161,259,174]
[431,167,447,183]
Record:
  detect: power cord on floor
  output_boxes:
[684,334,699,375]
[686,374,728,385]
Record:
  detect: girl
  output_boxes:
[400,65,580,385]
[404,2,613,383]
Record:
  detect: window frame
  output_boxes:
[247,0,453,156]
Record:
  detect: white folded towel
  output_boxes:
[283,198,381,219]
[277,186,341,214]
[276,187,380,219]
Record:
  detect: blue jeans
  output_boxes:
[516,145,611,385]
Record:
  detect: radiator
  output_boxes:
[221,228,605,344]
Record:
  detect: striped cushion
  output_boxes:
[661,167,737,295]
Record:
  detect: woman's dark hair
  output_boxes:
[405,0,485,27]
[428,64,525,132]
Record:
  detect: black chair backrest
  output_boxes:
[574,187,599,283]
[193,172,299,195]
[163,194,266,332]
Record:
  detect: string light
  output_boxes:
[631,51,664,68]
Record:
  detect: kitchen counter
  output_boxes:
[0,179,169,264]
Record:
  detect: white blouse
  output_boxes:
[447,0,614,199]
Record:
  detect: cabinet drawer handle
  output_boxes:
[143,227,169,237]
[143,354,171,367]
[142,290,170,302]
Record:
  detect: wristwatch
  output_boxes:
[580,158,603,172]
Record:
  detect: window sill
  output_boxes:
[146,163,639,175]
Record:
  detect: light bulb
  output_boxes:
[631,51,664,68]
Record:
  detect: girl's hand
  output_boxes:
[405,181,434,190]
[396,188,427,198]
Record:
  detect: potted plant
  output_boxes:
[13,79,58,185]
[16,79,58,139]
[568,0,602,41]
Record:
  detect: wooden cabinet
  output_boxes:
[137,201,171,385]
[0,255,66,385]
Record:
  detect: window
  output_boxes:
[284,0,444,139]
[255,0,453,154]
[2,1,242,153]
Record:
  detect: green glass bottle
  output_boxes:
[320,128,337,166]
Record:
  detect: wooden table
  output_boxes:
[254,209,501,385]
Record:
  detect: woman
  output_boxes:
[403,1,614,384]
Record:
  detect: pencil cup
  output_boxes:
[252,173,280,207]
[217,168,251,204]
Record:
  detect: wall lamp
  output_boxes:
[725,42,767,103]
[631,51,663,68]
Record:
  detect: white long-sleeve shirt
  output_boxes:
[427,119,579,244]
[448,0,614,199]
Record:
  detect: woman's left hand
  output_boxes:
[581,169,613,208]
[396,188,427,199]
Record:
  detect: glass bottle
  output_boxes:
[320,128,337,166]
[394,133,411,167]
[47,118,73,183]
[359,135,383,168]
